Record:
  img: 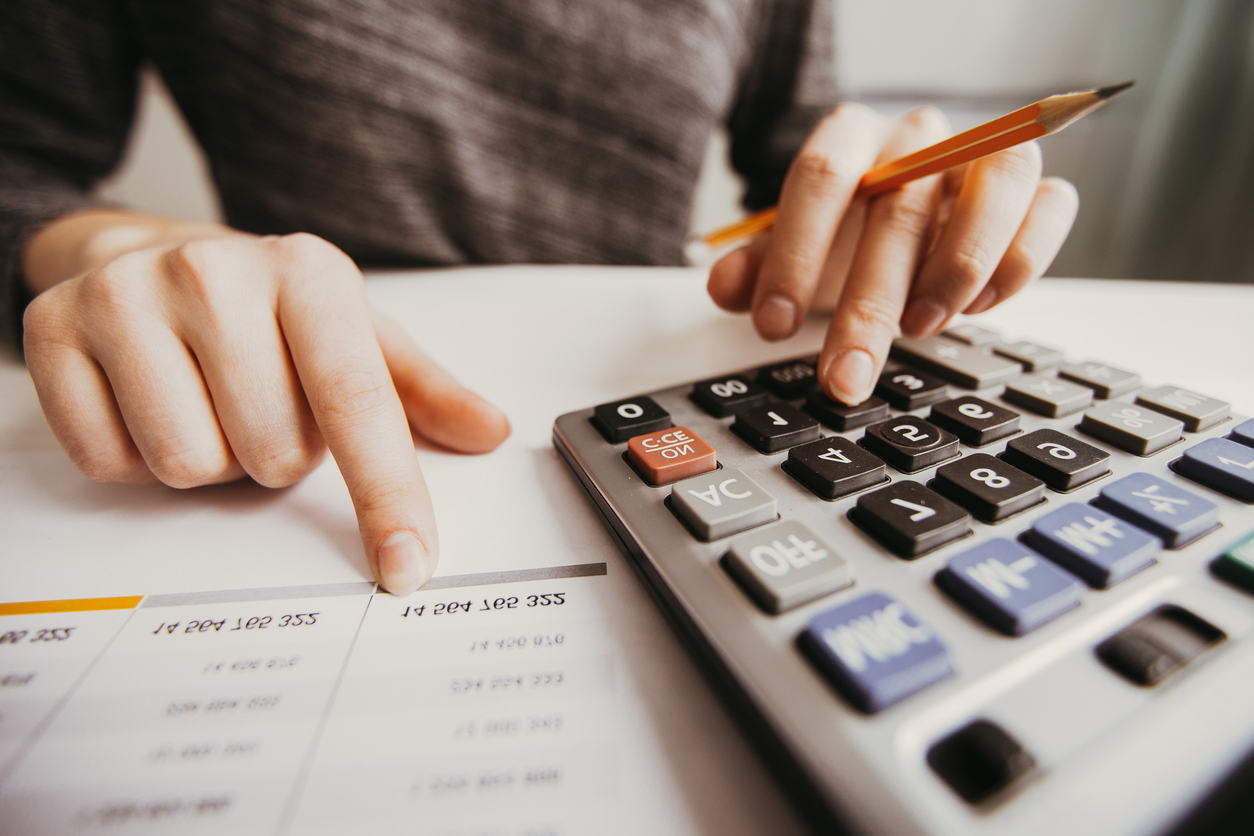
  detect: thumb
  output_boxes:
[371,309,512,454]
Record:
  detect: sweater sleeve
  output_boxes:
[726,0,840,211]
[0,0,142,349]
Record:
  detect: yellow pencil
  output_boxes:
[697,81,1133,253]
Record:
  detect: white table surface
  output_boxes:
[1,267,1252,833]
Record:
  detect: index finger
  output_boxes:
[272,234,437,594]
[750,104,885,340]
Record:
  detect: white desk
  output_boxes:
[1,268,1252,834]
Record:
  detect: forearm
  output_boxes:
[22,208,243,295]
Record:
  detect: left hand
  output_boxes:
[707,104,1079,404]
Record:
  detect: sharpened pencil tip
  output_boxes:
[1095,80,1135,99]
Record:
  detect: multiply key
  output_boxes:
[626,426,716,486]
[1003,373,1093,418]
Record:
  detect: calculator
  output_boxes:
[552,324,1254,836]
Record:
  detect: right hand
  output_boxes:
[23,228,510,594]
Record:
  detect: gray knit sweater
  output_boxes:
[0,0,838,347]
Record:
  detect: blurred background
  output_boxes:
[98,0,1254,283]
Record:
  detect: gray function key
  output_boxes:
[1136,386,1231,432]
[670,466,776,541]
[943,322,1000,346]
[891,336,1021,389]
[994,340,1064,371]
[1059,360,1140,399]
[723,521,854,614]
[1003,373,1093,418]
[1078,402,1184,456]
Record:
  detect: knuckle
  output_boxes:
[72,446,140,484]
[842,292,902,337]
[148,441,232,489]
[874,190,934,238]
[987,141,1042,182]
[272,233,358,279]
[312,360,393,424]
[944,238,998,289]
[245,433,326,488]
[77,261,143,317]
[902,105,950,135]
[352,477,415,520]
[791,149,863,197]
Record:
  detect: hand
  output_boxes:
[707,104,1079,404]
[22,224,510,594]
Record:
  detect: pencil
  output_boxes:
[697,81,1133,253]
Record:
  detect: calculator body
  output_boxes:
[553,334,1254,836]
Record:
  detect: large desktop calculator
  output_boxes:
[553,324,1254,836]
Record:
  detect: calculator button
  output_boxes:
[803,390,889,431]
[1002,373,1093,418]
[1023,504,1157,588]
[689,374,771,418]
[932,454,1044,522]
[936,539,1082,636]
[1092,473,1219,548]
[861,417,960,473]
[758,357,818,398]
[785,437,887,500]
[724,521,854,614]
[591,396,671,443]
[1001,429,1110,491]
[891,336,1022,389]
[1230,417,1254,448]
[1135,386,1230,432]
[874,367,950,410]
[670,466,776,541]
[852,481,971,558]
[1059,360,1140,399]
[733,403,821,454]
[798,592,952,713]
[993,340,1064,371]
[927,719,1036,805]
[1078,402,1184,456]
[626,426,716,486]
[928,396,1020,446]
[1212,530,1254,593]
[1174,437,1254,502]
[1096,606,1224,687]
[942,323,1000,346]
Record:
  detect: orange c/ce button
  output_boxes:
[627,426,717,486]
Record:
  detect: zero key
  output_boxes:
[591,396,671,443]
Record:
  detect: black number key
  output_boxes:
[803,390,889,431]
[861,417,959,473]
[874,367,950,410]
[851,481,971,558]
[784,437,887,500]
[758,358,819,398]
[591,396,671,443]
[932,453,1044,522]
[928,396,1020,446]
[690,374,771,418]
[733,403,821,454]
[1000,429,1111,491]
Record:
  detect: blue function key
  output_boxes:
[1212,530,1254,594]
[798,592,952,713]
[935,539,1082,636]
[852,481,971,558]
[861,416,960,473]
[591,396,671,443]
[932,454,1044,522]
[1059,360,1140,399]
[758,357,819,399]
[669,466,776,541]
[891,336,1021,389]
[1092,473,1219,548]
[732,402,821,454]
[1003,373,1093,418]
[1174,437,1254,502]
[1078,402,1184,456]
[1230,417,1254,449]
[874,366,950,410]
[689,374,771,418]
[784,436,887,500]
[1135,386,1231,432]
[803,390,889,431]
[928,396,1020,446]
[1024,504,1158,589]
[1001,429,1110,491]
[993,340,1064,371]
[723,521,855,614]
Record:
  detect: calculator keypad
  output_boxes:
[994,340,1064,371]
[1060,360,1141,399]
[784,436,887,500]
[932,454,1044,522]
[1001,429,1110,491]
[892,336,1023,389]
[733,402,821,454]
[935,539,1082,635]
[1092,473,1218,548]
[626,426,716,485]
[1003,373,1093,418]
[875,367,950,410]
[862,416,960,473]
[804,390,889,431]
[1174,437,1254,502]
[928,396,1020,446]
[670,466,776,541]
[592,396,671,442]
[852,481,971,557]
[758,358,819,398]
[724,521,854,614]
[690,374,771,417]
[1135,385,1230,432]
[1078,402,1184,456]
[1023,504,1158,588]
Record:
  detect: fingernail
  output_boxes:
[901,299,947,336]
[753,293,798,341]
[825,349,876,405]
[376,531,435,595]
[965,286,997,315]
